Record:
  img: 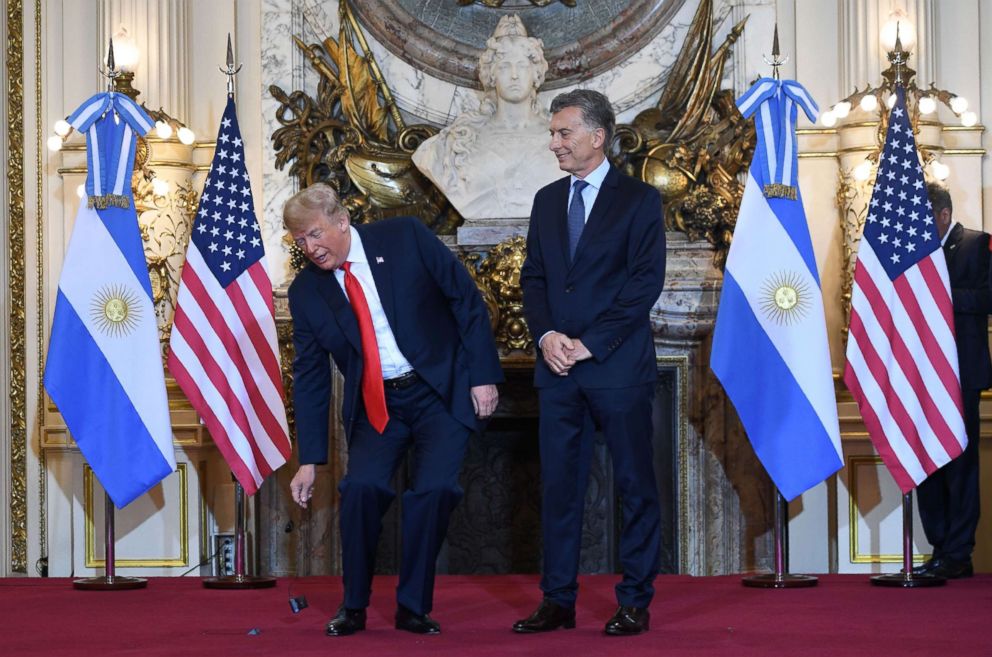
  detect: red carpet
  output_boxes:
[1,574,989,656]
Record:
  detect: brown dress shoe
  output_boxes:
[325,606,366,636]
[395,605,441,634]
[604,606,650,635]
[512,600,576,633]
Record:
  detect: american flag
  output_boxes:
[168,97,291,494]
[843,88,966,493]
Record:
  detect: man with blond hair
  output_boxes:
[285,183,502,636]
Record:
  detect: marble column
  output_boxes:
[97,0,191,120]
[657,235,774,575]
[839,0,935,95]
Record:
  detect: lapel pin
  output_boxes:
[376,256,384,264]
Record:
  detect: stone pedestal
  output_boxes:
[456,218,529,249]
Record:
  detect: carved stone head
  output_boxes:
[478,16,548,103]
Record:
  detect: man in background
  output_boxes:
[915,181,991,579]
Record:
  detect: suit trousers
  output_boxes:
[916,387,982,562]
[538,377,661,608]
[338,377,469,615]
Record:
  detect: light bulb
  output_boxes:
[930,161,950,181]
[152,178,170,196]
[887,94,897,109]
[961,111,978,127]
[46,135,63,152]
[76,184,86,199]
[880,10,917,53]
[111,26,140,71]
[854,161,873,182]
[950,96,969,114]
[155,121,173,139]
[833,101,851,119]
[54,119,71,137]
[859,95,878,112]
[917,96,937,115]
[177,127,195,145]
[820,110,837,128]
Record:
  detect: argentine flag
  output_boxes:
[44,93,175,508]
[711,78,842,501]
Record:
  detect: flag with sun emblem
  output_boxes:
[711,78,842,501]
[44,92,175,508]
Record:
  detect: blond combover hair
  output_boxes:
[282,183,347,232]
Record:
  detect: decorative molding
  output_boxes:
[846,455,929,564]
[348,0,688,91]
[84,463,190,568]
[7,0,27,575]
[658,353,691,574]
[34,0,45,573]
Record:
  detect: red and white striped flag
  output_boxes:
[168,97,291,494]
[843,88,966,493]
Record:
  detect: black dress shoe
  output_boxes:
[911,557,938,575]
[395,605,441,634]
[512,600,576,633]
[325,606,366,636]
[604,606,650,636]
[928,557,974,579]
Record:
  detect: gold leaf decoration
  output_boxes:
[323,35,389,144]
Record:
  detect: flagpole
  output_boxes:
[73,492,148,590]
[72,38,148,592]
[200,34,275,590]
[743,488,817,588]
[738,26,816,589]
[203,479,276,588]
[870,492,944,587]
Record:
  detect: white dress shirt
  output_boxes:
[334,227,414,379]
[567,155,610,224]
[941,220,959,247]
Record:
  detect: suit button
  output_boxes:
[565,286,574,293]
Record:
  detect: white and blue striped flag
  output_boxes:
[44,93,175,507]
[711,78,843,501]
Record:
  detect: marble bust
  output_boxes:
[412,15,563,220]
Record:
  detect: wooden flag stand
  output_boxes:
[742,490,818,588]
[73,492,147,590]
[202,481,276,589]
[871,493,945,588]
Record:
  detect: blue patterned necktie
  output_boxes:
[568,179,589,259]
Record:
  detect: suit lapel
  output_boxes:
[356,224,399,334]
[570,164,619,269]
[312,267,362,352]
[943,223,963,267]
[552,176,572,267]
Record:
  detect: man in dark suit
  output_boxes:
[285,183,502,635]
[914,181,990,579]
[516,89,666,636]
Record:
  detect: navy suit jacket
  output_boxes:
[289,216,504,465]
[520,164,666,388]
[943,223,992,391]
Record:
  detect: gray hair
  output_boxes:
[283,183,347,232]
[550,89,615,152]
[926,180,953,217]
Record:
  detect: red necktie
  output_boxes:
[342,262,389,433]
